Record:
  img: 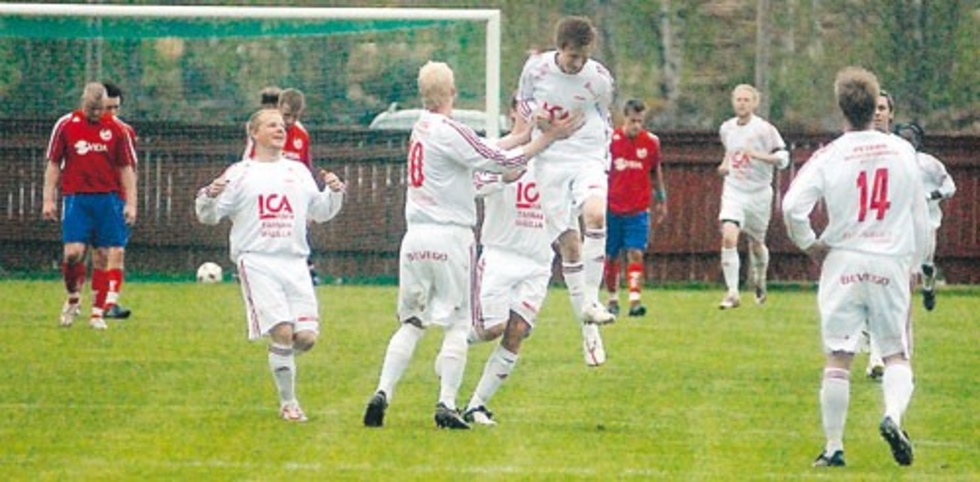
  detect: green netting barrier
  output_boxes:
[0,16,450,39]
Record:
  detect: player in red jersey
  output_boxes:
[94,81,136,320]
[603,99,667,317]
[278,88,312,172]
[43,82,138,330]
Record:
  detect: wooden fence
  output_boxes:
[2,119,977,283]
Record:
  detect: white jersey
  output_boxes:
[195,158,344,261]
[783,130,928,260]
[405,110,530,228]
[917,151,956,228]
[719,115,788,192]
[478,165,555,265]
[516,50,614,164]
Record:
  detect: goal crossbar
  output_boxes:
[0,2,502,136]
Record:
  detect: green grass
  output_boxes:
[1,281,977,481]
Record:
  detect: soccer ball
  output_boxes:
[196,262,223,284]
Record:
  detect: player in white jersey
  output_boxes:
[362,61,581,430]
[895,122,956,311]
[715,84,789,309]
[195,108,345,422]
[460,164,557,425]
[515,16,617,368]
[782,67,928,468]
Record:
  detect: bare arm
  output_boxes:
[42,162,60,221]
[652,162,667,225]
[119,165,138,224]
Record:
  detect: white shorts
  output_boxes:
[535,159,607,238]
[818,250,913,358]
[237,253,319,341]
[718,184,773,242]
[397,224,476,328]
[475,247,551,333]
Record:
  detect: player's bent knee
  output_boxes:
[293,330,318,353]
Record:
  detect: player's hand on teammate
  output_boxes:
[320,170,346,193]
[501,167,527,183]
[540,110,585,140]
[804,240,829,264]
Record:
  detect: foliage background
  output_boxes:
[0,0,977,133]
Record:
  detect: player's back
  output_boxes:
[809,130,922,257]
[404,111,480,228]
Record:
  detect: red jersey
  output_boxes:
[283,121,311,170]
[46,110,137,195]
[607,127,661,215]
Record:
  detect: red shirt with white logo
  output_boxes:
[46,110,137,195]
[608,127,661,215]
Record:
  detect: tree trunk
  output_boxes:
[658,0,683,127]
[754,0,771,119]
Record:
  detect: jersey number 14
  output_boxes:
[856,168,891,222]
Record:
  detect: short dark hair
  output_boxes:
[259,86,282,108]
[894,122,924,150]
[834,66,879,129]
[103,81,124,104]
[555,16,595,50]
[623,98,646,116]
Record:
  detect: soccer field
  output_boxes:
[1,281,977,480]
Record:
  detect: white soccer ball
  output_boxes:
[196,262,223,284]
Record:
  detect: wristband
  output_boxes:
[654,189,667,202]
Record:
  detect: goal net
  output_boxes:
[0,4,501,283]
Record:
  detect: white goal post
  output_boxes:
[0,2,503,137]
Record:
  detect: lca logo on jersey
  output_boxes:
[73,140,108,155]
[636,148,648,159]
[728,151,751,169]
[515,181,539,209]
[99,129,113,141]
[258,193,294,220]
[292,138,304,150]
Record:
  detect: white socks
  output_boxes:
[582,228,606,304]
[563,262,586,319]
[721,247,739,294]
[882,363,914,426]
[820,368,850,453]
[468,345,519,410]
[268,343,296,405]
[376,323,424,401]
[436,323,469,410]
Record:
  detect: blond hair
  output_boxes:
[417,61,455,110]
[731,84,760,103]
[247,108,282,136]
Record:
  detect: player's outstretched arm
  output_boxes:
[309,170,345,223]
[195,176,229,225]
